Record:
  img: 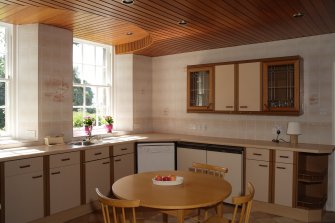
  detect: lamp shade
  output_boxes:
[287,122,301,135]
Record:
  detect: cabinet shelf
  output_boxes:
[297,196,327,209]
[298,170,326,183]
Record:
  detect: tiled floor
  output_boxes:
[66,205,335,223]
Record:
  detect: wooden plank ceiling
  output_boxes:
[0,0,335,57]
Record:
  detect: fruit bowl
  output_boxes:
[152,176,184,186]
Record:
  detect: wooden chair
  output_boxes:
[192,162,228,178]
[96,188,140,223]
[204,182,255,223]
[192,162,228,221]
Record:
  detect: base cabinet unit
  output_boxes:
[177,142,206,171]
[245,148,271,202]
[273,150,296,207]
[112,143,134,182]
[297,153,328,209]
[4,157,44,223]
[48,151,81,214]
[83,147,110,203]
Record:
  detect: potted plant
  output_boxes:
[83,116,95,135]
[103,115,114,133]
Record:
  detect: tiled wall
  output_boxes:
[133,55,152,132]
[152,33,335,145]
[16,24,73,141]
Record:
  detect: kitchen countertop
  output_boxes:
[0,133,333,162]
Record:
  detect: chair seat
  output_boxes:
[204,215,230,223]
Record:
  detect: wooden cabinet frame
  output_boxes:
[187,66,215,112]
[263,58,300,114]
[187,56,302,116]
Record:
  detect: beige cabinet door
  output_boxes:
[246,159,270,202]
[85,158,111,203]
[274,162,294,207]
[177,147,206,171]
[113,153,134,182]
[5,171,44,223]
[215,64,235,111]
[238,62,261,111]
[50,164,81,214]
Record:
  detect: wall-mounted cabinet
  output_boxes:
[238,62,261,112]
[263,59,300,114]
[187,67,214,112]
[187,56,302,115]
[215,64,236,112]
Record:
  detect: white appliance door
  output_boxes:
[207,150,243,204]
[137,143,175,173]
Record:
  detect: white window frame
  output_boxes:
[0,22,13,137]
[72,38,113,137]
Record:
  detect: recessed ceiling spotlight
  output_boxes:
[126,32,133,35]
[293,12,304,18]
[178,20,187,26]
[121,0,134,5]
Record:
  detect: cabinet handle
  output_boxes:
[259,164,268,167]
[32,175,42,179]
[61,158,70,161]
[277,166,286,170]
[102,161,110,165]
[279,155,289,159]
[253,153,262,156]
[226,106,233,108]
[20,164,31,169]
[121,148,128,151]
[240,105,248,108]
[115,159,121,162]
[51,171,61,175]
[94,152,102,156]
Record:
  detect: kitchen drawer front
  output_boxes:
[5,157,43,177]
[50,151,80,168]
[113,143,134,156]
[85,147,109,162]
[246,148,270,161]
[275,150,294,164]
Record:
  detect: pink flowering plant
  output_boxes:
[102,115,114,125]
[83,116,95,127]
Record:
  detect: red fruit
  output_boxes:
[162,176,171,181]
[154,175,162,181]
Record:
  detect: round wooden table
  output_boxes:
[112,170,232,223]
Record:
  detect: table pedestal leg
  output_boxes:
[162,213,168,223]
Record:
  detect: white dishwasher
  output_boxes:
[136,143,175,173]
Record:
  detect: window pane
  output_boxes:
[73,65,82,84]
[73,86,84,106]
[73,108,83,127]
[0,82,5,106]
[0,27,6,54]
[85,86,96,106]
[85,108,96,119]
[96,47,105,66]
[96,67,106,85]
[0,108,5,130]
[0,54,5,78]
[83,64,95,84]
[83,44,95,65]
[73,42,82,63]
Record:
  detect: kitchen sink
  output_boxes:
[69,141,95,146]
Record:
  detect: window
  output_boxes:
[72,39,112,135]
[0,24,11,136]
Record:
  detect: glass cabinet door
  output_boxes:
[187,67,214,111]
[263,59,300,113]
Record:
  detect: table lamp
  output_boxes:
[287,122,301,144]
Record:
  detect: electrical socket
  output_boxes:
[272,125,282,135]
